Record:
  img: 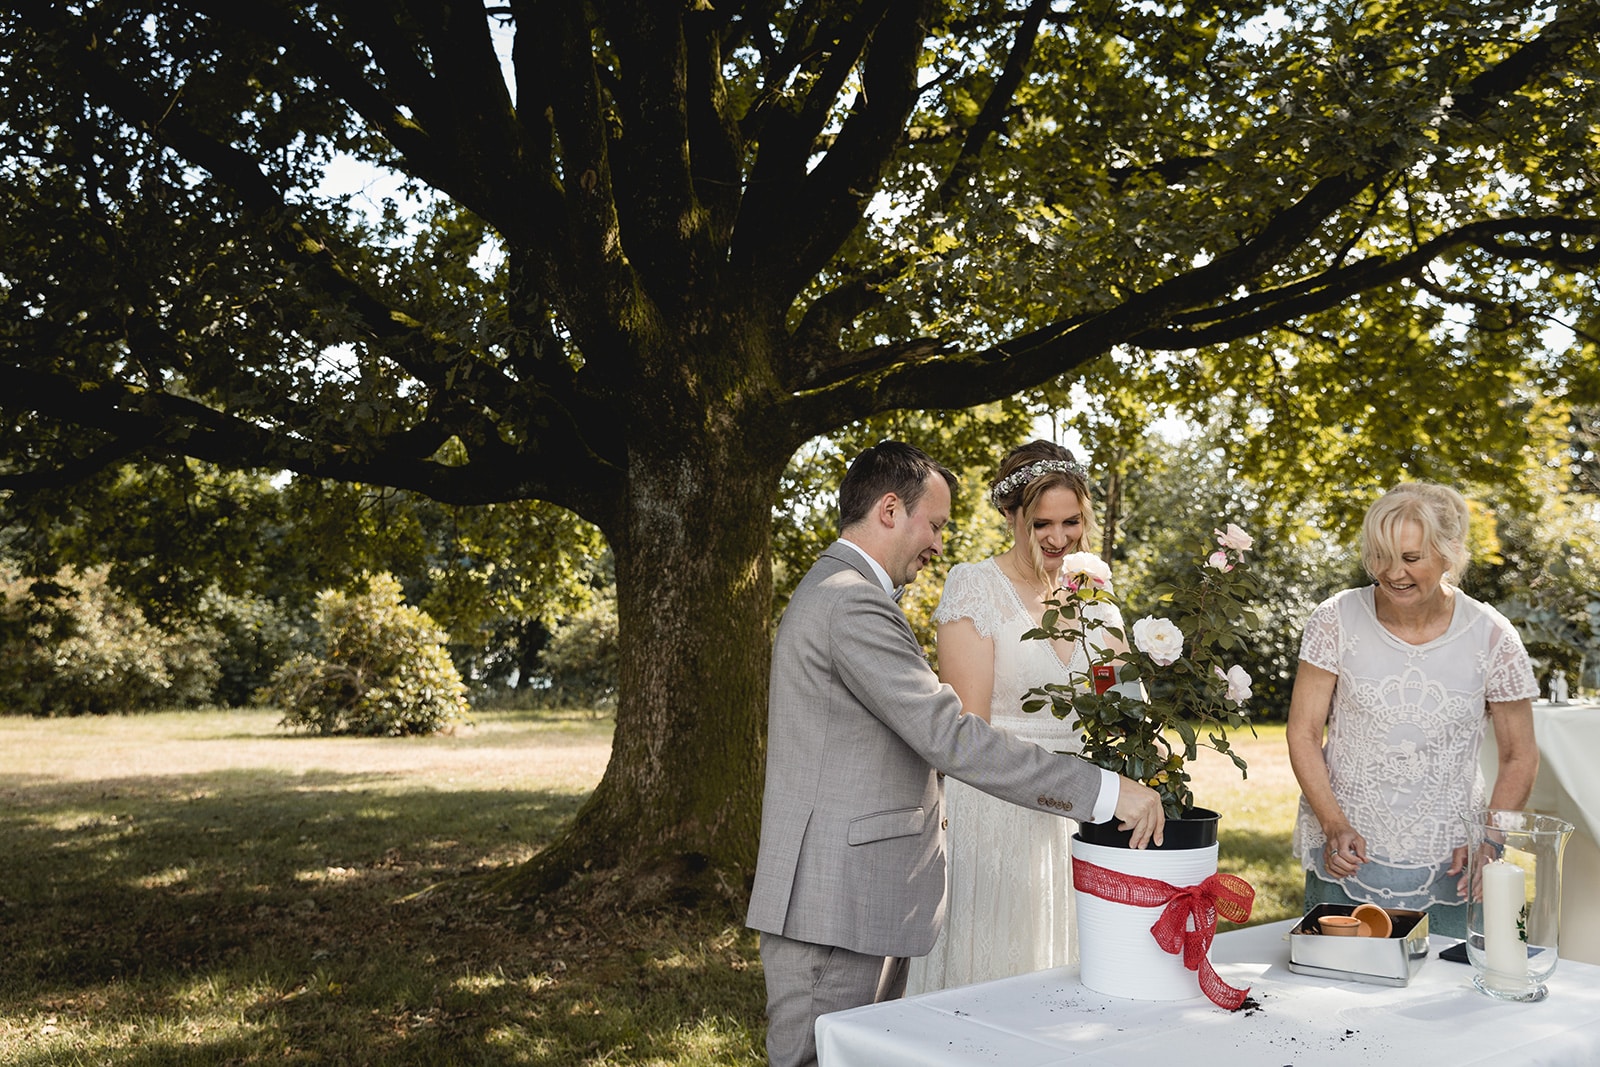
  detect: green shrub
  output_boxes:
[0,563,220,715]
[539,593,619,709]
[200,588,304,707]
[259,572,471,736]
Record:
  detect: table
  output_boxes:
[1481,699,1600,964]
[816,919,1600,1066]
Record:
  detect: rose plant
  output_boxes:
[1021,524,1263,818]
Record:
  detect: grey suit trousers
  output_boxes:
[760,931,908,1067]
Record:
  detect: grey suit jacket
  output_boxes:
[746,542,1104,958]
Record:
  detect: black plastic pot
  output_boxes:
[1075,807,1220,851]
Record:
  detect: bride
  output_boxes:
[907,440,1127,993]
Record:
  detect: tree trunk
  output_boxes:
[1101,456,1123,564]
[500,426,779,908]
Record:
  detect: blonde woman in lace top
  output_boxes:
[1286,482,1540,937]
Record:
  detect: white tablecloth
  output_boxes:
[816,919,1600,1067]
[1481,699,1600,964]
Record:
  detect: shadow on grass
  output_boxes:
[0,768,764,1066]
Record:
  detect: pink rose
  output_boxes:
[1058,551,1111,590]
[1215,523,1253,553]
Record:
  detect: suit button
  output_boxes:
[937,771,946,781]
[941,818,948,830]
[1062,801,1073,812]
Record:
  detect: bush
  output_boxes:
[0,563,221,715]
[200,588,304,707]
[258,572,471,736]
[538,594,619,710]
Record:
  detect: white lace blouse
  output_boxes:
[1292,586,1539,908]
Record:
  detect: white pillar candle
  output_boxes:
[1482,859,1528,989]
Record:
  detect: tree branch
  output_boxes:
[685,5,746,250]
[23,1,536,419]
[192,2,480,219]
[0,360,602,507]
[1012,3,1600,371]
[0,430,159,494]
[716,0,789,61]
[516,0,649,366]
[343,0,541,231]
[773,3,1600,431]
[785,262,908,385]
[736,0,834,145]
[1133,217,1600,349]
[732,0,897,282]
[606,3,706,297]
[750,0,935,297]
[934,0,1051,209]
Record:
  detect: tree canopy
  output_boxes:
[3,0,1597,904]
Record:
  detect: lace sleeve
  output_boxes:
[1297,595,1342,672]
[932,562,1003,639]
[1483,609,1540,702]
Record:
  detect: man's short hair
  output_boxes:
[838,441,957,530]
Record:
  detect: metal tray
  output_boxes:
[1287,903,1430,986]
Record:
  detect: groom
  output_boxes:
[746,440,1165,1067]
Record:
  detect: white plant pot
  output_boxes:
[1071,834,1220,1000]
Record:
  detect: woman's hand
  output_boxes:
[1454,842,1506,900]
[1450,844,1472,898]
[1322,823,1368,878]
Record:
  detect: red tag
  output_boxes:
[1092,664,1116,695]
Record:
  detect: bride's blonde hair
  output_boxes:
[989,441,1098,587]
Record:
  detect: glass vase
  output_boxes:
[1464,809,1575,1002]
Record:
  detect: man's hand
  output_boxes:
[1113,776,1165,849]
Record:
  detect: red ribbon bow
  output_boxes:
[1073,858,1256,1010]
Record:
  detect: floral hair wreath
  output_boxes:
[988,458,1089,508]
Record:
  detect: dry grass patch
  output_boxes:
[0,707,762,1066]
[1186,722,1305,927]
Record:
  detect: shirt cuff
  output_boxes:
[1091,767,1119,824]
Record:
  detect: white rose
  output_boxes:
[1132,617,1184,666]
[1215,664,1253,703]
[1058,551,1111,588]
[1207,550,1233,572]
[1215,523,1253,553]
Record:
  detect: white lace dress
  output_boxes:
[906,558,1122,993]
[1292,586,1539,909]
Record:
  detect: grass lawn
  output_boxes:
[0,709,1302,1065]
[1187,723,1306,930]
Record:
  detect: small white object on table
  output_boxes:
[1481,699,1600,964]
[816,919,1600,1067]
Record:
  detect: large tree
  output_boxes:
[3,1,1597,904]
